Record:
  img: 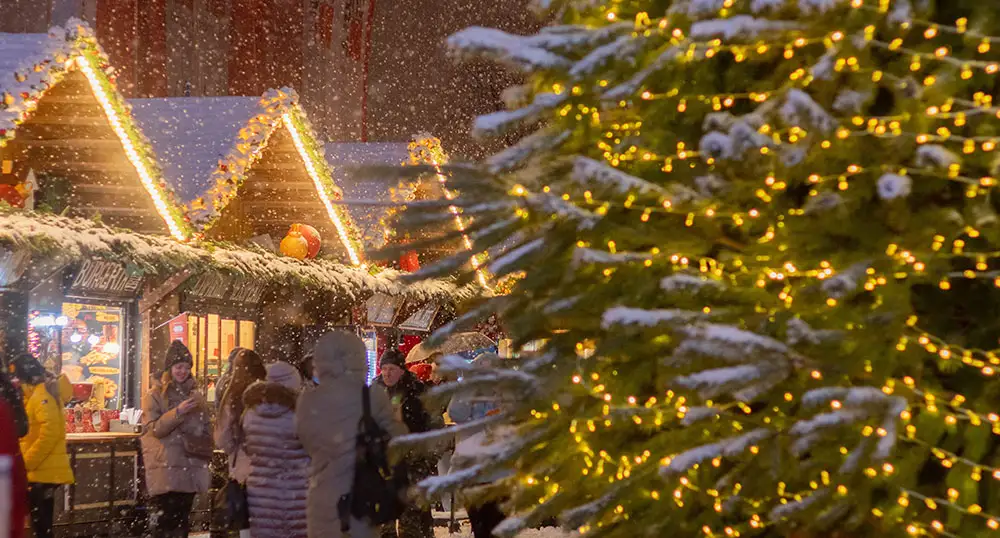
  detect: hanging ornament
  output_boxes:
[297,224,322,259]
[0,184,25,208]
[400,250,420,272]
[280,225,309,260]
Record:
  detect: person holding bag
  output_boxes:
[297,331,407,538]
[141,341,211,538]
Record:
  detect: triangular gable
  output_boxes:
[0,20,191,240]
[324,142,410,250]
[140,89,364,266]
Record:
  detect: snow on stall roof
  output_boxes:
[0,28,80,135]
[324,142,411,246]
[128,97,262,204]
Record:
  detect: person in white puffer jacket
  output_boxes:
[242,362,310,538]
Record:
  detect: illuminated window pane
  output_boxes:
[58,303,124,410]
[239,320,255,349]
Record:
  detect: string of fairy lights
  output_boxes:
[495,0,1000,536]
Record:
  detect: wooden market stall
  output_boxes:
[0,20,196,537]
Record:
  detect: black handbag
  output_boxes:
[338,385,408,532]
[213,452,250,531]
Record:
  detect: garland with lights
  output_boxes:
[189,88,366,265]
[391,1,1000,538]
[0,19,193,241]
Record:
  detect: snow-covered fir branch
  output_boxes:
[660,273,724,293]
[571,156,669,195]
[785,317,842,346]
[603,46,681,100]
[690,16,800,40]
[601,307,707,329]
[661,429,773,477]
[488,238,546,276]
[914,144,960,169]
[486,129,571,173]
[680,406,721,426]
[474,92,567,137]
[447,27,571,71]
[569,34,642,79]
[780,89,837,132]
[672,323,792,364]
[572,248,651,266]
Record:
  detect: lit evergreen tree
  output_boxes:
[393,1,1000,537]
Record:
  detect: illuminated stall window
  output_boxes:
[172,313,256,402]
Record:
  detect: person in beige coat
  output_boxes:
[296,331,406,538]
[141,341,212,538]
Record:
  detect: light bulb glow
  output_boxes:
[282,112,363,266]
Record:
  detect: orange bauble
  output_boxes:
[298,224,322,259]
[280,226,309,260]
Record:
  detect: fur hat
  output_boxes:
[266,361,302,390]
[164,340,193,373]
[379,349,406,370]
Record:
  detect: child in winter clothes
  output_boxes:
[12,354,73,538]
[242,362,310,538]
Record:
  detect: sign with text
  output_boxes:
[366,293,403,326]
[67,260,143,297]
[397,302,439,332]
[187,273,266,306]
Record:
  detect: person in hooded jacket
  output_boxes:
[374,350,436,538]
[141,341,211,538]
[11,354,73,538]
[296,331,406,538]
[242,361,309,538]
[0,377,27,538]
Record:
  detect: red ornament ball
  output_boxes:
[0,185,24,208]
[297,224,322,259]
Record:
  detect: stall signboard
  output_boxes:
[398,302,439,332]
[67,260,143,298]
[187,273,266,307]
[0,248,30,287]
[366,293,403,326]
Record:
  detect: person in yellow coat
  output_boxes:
[11,354,74,538]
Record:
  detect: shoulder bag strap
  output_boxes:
[361,385,372,419]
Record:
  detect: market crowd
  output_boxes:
[1,331,508,538]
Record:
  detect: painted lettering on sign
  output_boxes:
[69,260,143,296]
[398,302,440,332]
[188,274,265,305]
[367,293,403,326]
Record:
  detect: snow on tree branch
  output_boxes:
[486,129,571,173]
[603,47,681,100]
[489,238,546,276]
[780,89,837,132]
[601,307,707,329]
[474,92,567,137]
[448,27,572,71]
[573,248,651,266]
[661,429,773,477]
[690,16,799,40]
[914,144,960,169]
[660,273,724,293]
[571,156,669,195]
[672,323,793,364]
[570,35,642,79]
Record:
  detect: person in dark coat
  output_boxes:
[0,391,27,538]
[242,362,309,538]
[374,350,434,538]
[0,367,27,438]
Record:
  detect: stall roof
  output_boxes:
[0,20,192,240]
[126,89,366,266]
[128,97,262,206]
[0,209,478,304]
[324,142,410,249]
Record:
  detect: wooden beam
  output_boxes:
[138,268,193,314]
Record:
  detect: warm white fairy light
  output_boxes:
[282,112,363,267]
[77,54,188,241]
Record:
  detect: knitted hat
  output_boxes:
[164,340,193,373]
[267,361,302,390]
[379,349,406,370]
[11,353,46,383]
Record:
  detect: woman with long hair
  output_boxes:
[214,348,267,491]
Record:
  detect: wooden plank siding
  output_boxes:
[205,125,349,260]
[0,70,170,235]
